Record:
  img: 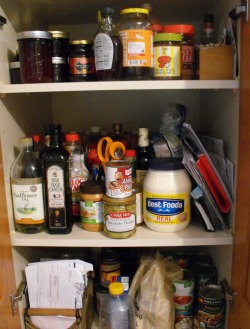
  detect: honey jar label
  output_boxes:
[153,45,181,78]
[119,29,153,67]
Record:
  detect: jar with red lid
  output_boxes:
[17,30,53,83]
[69,40,96,81]
[162,25,195,80]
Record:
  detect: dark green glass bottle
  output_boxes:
[42,124,72,234]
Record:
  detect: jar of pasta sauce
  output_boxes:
[103,194,136,239]
[17,30,53,83]
[153,33,182,80]
[162,25,195,80]
[143,157,191,232]
[69,40,96,81]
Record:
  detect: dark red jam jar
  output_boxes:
[17,30,53,83]
[49,31,70,57]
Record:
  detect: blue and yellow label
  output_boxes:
[144,192,190,225]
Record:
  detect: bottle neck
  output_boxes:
[100,15,114,32]
[21,144,33,154]
[138,135,149,147]
[50,132,62,147]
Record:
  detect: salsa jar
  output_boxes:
[69,40,96,81]
[103,194,136,239]
[17,30,53,83]
[118,8,153,80]
[162,25,195,80]
[153,33,182,80]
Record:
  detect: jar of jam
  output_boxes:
[52,57,68,82]
[69,40,96,82]
[162,25,195,80]
[49,31,70,57]
[118,8,153,80]
[153,33,182,80]
[17,30,53,83]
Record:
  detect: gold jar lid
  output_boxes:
[49,31,70,39]
[70,39,93,45]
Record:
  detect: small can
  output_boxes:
[173,269,195,329]
[105,160,132,198]
[197,285,225,329]
[103,194,136,239]
[69,40,96,81]
[99,249,121,288]
[153,33,182,80]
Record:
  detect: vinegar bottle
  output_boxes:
[42,124,72,234]
[11,137,45,233]
[136,127,152,184]
[94,6,123,80]
[99,282,136,329]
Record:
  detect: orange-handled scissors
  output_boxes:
[97,137,125,169]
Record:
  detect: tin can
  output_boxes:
[173,269,195,329]
[105,161,132,198]
[197,285,225,329]
[103,194,136,239]
[99,249,121,288]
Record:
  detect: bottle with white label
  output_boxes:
[94,6,123,80]
[11,137,45,233]
[42,124,72,234]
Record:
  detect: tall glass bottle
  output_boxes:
[111,123,129,148]
[202,14,216,45]
[94,6,123,80]
[136,127,152,184]
[11,137,45,233]
[42,124,72,234]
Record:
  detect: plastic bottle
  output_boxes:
[69,154,89,221]
[42,124,72,234]
[85,126,102,177]
[99,282,136,329]
[136,127,152,184]
[202,14,216,45]
[94,7,123,80]
[124,149,143,226]
[11,137,45,233]
[141,3,162,34]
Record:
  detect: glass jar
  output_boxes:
[49,30,70,57]
[118,8,153,80]
[153,33,182,80]
[9,61,22,84]
[103,194,136,239]
[69,40,96,81]
[162,25,195,79]
[17,30,53,83]
[52,57,68,82]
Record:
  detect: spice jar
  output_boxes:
[80,180,105,232]
[103,194,136,239]
[162,25,195,79]
[69,40,96,81]
[49,31,70,57]
[9,61,22,84]
[52,57,68,82]
[153,33,182,80]
[118,8,153,80]
[17,30,53,83]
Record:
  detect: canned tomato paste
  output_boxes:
[105,161,132,198]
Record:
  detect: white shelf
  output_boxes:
[11,221,233,248]
[0,80,239,95]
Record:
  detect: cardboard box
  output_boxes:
[198,45,234,80]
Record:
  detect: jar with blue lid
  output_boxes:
[143,157,192,232]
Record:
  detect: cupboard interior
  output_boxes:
[0,0,239,327]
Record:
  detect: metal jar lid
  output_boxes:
[70,39,93,45]
[17,30,53,40]
[52,57,67,64]
[9,61,20,69]
[49,31,70,39]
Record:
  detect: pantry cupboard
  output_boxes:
[0,0,249,328]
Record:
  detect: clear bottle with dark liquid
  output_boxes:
[94,7,123,81]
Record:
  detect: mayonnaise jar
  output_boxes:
[143,157,192,232]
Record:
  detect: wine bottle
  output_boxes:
[11,137,45,233]
[42,124,72,234]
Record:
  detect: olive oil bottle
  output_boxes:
[42,124,72,234]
